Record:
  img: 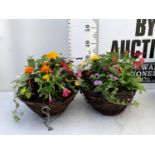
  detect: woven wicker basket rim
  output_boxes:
[19,92,77,107]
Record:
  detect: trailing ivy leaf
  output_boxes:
[19,87,27,96]
[12,111,20,122]
[12,97,23,122]
[15,102,20,109]
[133,100,139,108]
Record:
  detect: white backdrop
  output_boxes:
[0,19,69,91]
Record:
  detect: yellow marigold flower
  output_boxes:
[42,74,50,82]
[25,66,34,74]
[74,81,80,86]
[47,51,58,60]
[90,55,100,61]
[40,65,51,73]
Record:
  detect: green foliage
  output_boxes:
[12,51,79,121]
[27,56,35,68]
[13,51,79,103]
[80,51,145,106]
[133,100,139,108]
[12,98,23,122]
[19,87,32,99]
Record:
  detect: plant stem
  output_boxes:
[48,92,53,104]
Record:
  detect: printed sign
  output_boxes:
[99,19,155,83]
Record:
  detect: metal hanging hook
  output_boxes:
[41,106,53,131]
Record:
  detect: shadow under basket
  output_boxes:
[20,93,77,117]
[81,89,135,116]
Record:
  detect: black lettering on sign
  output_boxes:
[142,39,150,58]
[120,40,125,54]
[135,19,146,36]
[111,40,118,52]
[85,25,90,32]
[131,40,141,57]
[111,40,131,53]
[148,19,155,36]
[110,39,155,59]
[110,19,155,83]
[85,40,90,47]
[150,39,155,58]
[126,40,130,51]
[136,19,155,36]
[135,62,155,83]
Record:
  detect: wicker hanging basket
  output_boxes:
[20,93,77,117]
[81,88,135,115]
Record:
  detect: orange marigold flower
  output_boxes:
[25,66,34,74]
[40,65,51,73]
[47,51,58,60]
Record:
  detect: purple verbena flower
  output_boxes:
[93,80,103,86]
[114,76,119,81]
[108,73,114,78]
[95,73,101,78]
[103,66,107,70]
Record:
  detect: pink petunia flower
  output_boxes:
[76,70,82,78]
[62,88,71,97]
[113,65,122,74]
[139,58,145,64]
[134,58,145,69]
[134,51,143,57]
[61,61,70,72]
